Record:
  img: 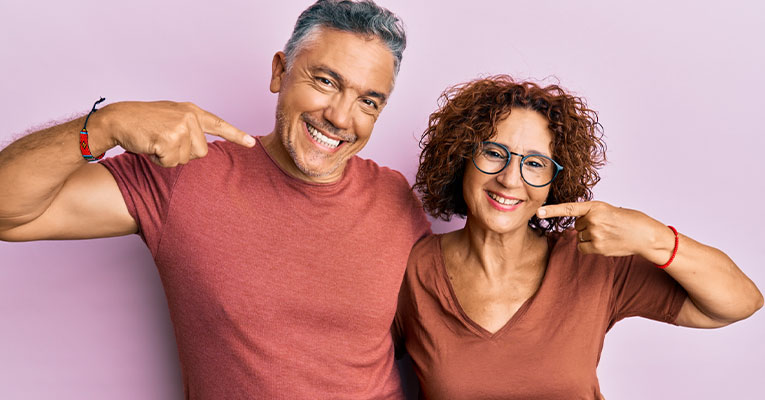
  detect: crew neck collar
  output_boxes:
[255,136,352,191]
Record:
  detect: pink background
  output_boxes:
[1,0,764,398]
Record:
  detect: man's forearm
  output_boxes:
[0,100,253,235]
[0,111,113,231]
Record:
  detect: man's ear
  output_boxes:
[270,52,287,93]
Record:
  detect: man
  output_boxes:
[0,0,429,398]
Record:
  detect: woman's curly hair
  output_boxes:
[414,75,606,233]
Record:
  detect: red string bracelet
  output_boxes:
[80,97,106,162]
[656,225,679,269]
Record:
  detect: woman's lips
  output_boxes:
[485,190,523,211]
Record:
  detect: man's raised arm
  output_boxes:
[0,101,255,242]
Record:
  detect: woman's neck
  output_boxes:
[445,218,546,281]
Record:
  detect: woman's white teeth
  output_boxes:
[488,192,521,206]
[307,123,340,148]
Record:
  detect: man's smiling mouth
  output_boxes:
[306,122,341,149]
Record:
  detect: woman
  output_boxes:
[394,75,763,398]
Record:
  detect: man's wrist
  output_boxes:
[81,103,117,157]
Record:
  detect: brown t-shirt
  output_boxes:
[102,139,430,399]
[394,232,687,399]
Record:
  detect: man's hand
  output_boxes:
[0,100,255,240]
[536,201,674,259]
[94,101,255,167]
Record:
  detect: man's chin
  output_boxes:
[293,159,343,182]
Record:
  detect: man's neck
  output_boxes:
[259,132,345,184]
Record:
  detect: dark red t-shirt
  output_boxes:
[102,138,430,399]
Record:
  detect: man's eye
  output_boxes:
[316,77,333,86]
[362,99,378,110]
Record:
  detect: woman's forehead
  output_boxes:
[492,109,554,155]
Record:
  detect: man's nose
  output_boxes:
[323,92,354,131]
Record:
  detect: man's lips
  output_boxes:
[306,121,342,149]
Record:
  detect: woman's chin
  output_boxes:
[469,215,532,235]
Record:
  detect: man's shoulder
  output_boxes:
[348,155,410,188]
[206,140,252,159]
[184,140,271,172]
[347,156,430,233]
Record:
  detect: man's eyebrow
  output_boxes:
[312,65,388,104]
[313,65,346,88]
[365,90,387,104]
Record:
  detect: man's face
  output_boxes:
[268,28,395,183]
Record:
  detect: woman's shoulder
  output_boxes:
[403,233,447,288]
[400,233,451,311]
[545,228,617,278]
[546,228,578,251]
[407,233,442,266]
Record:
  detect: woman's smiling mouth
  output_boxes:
[486,190,523,211]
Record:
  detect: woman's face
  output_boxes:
[463,108,554,234]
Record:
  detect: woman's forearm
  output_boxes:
[656,232,762,324]
[537,201,762,325]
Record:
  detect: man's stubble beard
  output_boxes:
[275,109,343,179]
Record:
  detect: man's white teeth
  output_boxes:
[488,192,521,206]
[307,123,340,148]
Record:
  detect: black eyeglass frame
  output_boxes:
[472,141,564,187]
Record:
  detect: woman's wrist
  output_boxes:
[643,223,678,266]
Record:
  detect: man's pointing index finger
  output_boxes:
[199,109,256,147]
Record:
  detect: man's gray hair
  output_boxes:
[284,0,406,76]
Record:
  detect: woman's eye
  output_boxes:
[483,150,505,160]
[524,158,547,169]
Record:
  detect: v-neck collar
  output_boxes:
[434,233,551,340]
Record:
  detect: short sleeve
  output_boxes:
[384,168,432,243]
[402,179,432,242]
[100,152,184,254]
[609,254,688,326]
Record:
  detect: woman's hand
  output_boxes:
[536,201,674,263]
[536,200,763,327]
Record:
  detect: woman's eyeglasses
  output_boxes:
[472,141,563,187]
